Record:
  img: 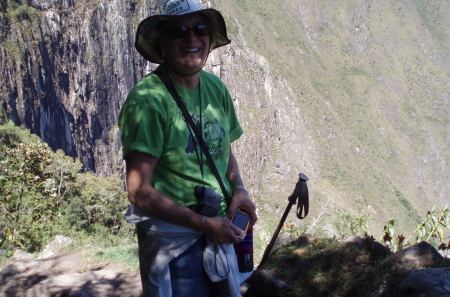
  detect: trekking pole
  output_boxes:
[258,173,309,268]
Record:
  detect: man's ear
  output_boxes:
[159,40,167,59]
[160,37,168,51]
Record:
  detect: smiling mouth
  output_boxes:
[184,48,200,53]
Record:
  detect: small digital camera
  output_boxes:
[191,185,222,217]
[231,209,250,240]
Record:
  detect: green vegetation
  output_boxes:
[0,122,133,254]
[412,0,449,43]
[1,2,42,64]
[7,3,39,21]
[267,238,388,296]
[383,207,450,253]
[91,245,140,271]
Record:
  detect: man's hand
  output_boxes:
[225,149,258,226]
[202,216,242,244]
[226,190,257,226]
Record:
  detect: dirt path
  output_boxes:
[0,250,142,297]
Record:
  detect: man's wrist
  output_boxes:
[199,216,206,234]
[234,186,248,195]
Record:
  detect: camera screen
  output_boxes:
[232,211,250,230]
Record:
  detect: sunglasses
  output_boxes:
[165,24,211,39]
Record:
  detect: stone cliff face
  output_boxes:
[1,0,153,175]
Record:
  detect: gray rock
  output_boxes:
[344,235,392,262]
[272,232,295,251]
[29,0,75,10]
[38,235,73,259]
[246,269,290,297]
[30,270,138,297]
[399,267,450,297]
[439,250,450,258]
[344,235,367,247]
[12,249,34,261]
[0,259,39,283]
[29,0,52,10]
[399,241,443,268]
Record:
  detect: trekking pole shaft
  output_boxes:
[258,202,294,268]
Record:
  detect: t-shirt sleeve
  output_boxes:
[229,116,243,143]
[119,101,165,159]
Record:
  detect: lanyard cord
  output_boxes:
[160,64,206,181]
[186,82,204,180]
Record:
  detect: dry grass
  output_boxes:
[260,235,450,297]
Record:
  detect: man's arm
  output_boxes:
[126,151,242,244]
[225,148,258,225]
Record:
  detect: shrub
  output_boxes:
[0,122,131,254]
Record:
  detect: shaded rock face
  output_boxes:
[29,1,74,10]
[399,267,450,297]
[1,0,153,175]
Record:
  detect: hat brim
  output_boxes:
[135,9,231,64]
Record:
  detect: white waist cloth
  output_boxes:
[126,205,252,297]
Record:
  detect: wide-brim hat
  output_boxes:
[135,0,231,64]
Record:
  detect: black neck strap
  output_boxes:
[154,69,231,206]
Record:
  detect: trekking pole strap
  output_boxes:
[292,173,309,219]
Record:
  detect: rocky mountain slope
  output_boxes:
[0,0,449,251]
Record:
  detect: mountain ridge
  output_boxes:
[212,0,449,238]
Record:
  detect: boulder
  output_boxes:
[29,0,52,10]
[399,267,450,297]
[38,235,73,259]
[272,232,295,251]
[398,241,443,268]
[344,235,392,262]
[29,0,75,10]
[246,269,290,297]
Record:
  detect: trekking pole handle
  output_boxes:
[288,173,309,204]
